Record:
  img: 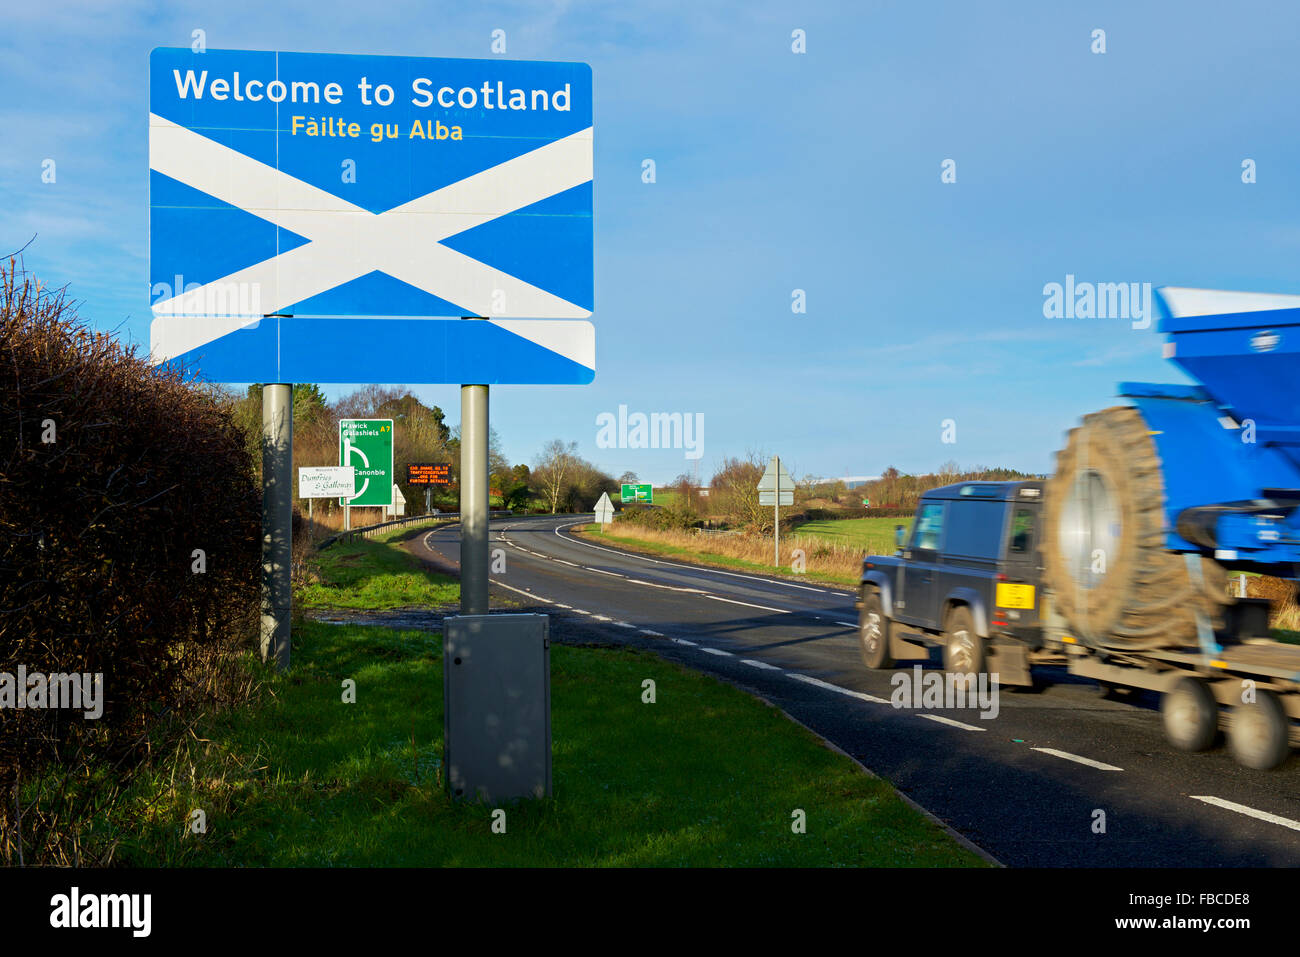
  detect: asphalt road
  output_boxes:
[412,513,1300,867]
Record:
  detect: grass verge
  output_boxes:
[114,619,985,866]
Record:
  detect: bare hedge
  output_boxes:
[0,262,260,861]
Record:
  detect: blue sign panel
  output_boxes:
[148,47,594,384]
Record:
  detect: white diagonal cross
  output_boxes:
[149,112,592,319]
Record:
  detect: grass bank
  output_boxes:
[113,619,984,866]
[297,522,460,610]
[99,529,986,866]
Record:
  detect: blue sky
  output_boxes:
[6,0,1300,484]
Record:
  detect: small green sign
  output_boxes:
[621,483,653,504]
[339,419,394,506]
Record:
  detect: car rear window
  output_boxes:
[912,502,944,550]
[943,500,1004,560]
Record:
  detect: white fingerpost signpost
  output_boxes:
[757,456,793,567]
[148,47,594,801]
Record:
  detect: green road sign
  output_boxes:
[620,483,653,504]
[339,419,394,506]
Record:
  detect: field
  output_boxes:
[791,516,911,555]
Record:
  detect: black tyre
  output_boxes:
[858,589,893,670]
[1161,677,1218,752]
[1229,691,1290,770]
[1043,406,1226,650]
[942,606,983,691]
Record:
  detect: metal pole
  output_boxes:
[261,383,292,669]
[461,382,490,614]
[774,455,780,567]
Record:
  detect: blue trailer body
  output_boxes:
[1119,289,1300,570]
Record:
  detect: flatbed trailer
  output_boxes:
[1029,594,1300,769]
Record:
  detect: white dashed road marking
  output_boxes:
[788,673,888,705]
[1032,748,1123,772]
[920,714,987,732]
[1190,796,1300,832]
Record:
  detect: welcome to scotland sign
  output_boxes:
[148,48,595,384]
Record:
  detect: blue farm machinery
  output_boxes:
[1041,287,1300,767]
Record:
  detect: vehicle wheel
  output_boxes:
[943,606,983,691]
[1161,677,1218,752]
[858,589,893,670]
[1228,691,1290,770]
[1042,406,1227,650]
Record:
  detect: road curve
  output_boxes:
[411,513,1300,867]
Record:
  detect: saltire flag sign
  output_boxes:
[148,48,594,384]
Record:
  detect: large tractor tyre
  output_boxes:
[1043,406,1226,650]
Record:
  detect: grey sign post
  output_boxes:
[460,339,490,617]
[261,384,293,669]
[757,455,794,567]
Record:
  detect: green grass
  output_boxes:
[791,516,912,555]
[114,620,984,866]
[297,526,459,609]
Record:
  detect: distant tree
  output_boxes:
[709,454,769,530]
[618,470,639,486]
[535,440,580,514]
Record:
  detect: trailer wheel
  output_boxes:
[858,589,893,669]
[1228,691,1290,770]
[1161,678,1218,752]
[1043,405,1226,650]
[943,606,983,691]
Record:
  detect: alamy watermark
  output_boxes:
[596,404,704,459]
[151,274,263,317]
[891,665,999,720]
[1043,274,1152,329]
[1,667,103,719]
